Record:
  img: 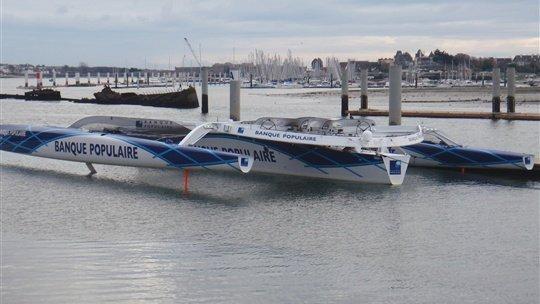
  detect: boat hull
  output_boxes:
[191,134,409,185]
[0,125,249,172]
[401,143,534,170]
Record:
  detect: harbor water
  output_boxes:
[1,78,539,303]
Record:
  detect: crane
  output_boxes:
[184,38,201,68]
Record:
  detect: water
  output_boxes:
[1,78,539,303]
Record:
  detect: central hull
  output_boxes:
[190,134,409,185]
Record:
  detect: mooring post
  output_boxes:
[97,72,101,84]
[24,70,29,88]
[340,63,349,117]
[230,70,241,121]
[389,64,402,125]
[36,70,43,89]
[65,72,69,86]
[124,71,127,85]
[87,72,91,84]
[202,67,209,114]
[52,69,56,87]
[492,68,501,113]
[130,72,134,84]
[330,73,333,88]
[507,67,516,113]
[249,73,253,88]
[75,72,80,85]
[145,72,149,85]
[106,72,109,84]
[481,73,485,87]
[114,73,118,88]
[360,69,368,109]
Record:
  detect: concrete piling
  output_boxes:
[52,69,56,86]
[106,72,110,84]
[145,72,149,85]
[75,72,80,85]
[124,72,127,85]
[24,70,29,88]
[201,67,209,114]
[114,73,118,88]
[389,64,402,125]
[65,72,69,86]
[87,72,91,84]
[360,69,368,109]
[492,68,501,113]
[506,67,516,113]
[230,70,241,121]
[340,63,349,117]
[130,72,134,84]
[97,72,101,84]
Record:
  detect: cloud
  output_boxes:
[1,0,538,67]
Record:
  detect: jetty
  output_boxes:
[347,109,540,121]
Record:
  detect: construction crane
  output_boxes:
[184,38,201,68]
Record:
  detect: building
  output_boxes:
[513,55,540,67]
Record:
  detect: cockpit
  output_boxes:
[245,116,376,137]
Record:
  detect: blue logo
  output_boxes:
[389,160,401,175]
[237,127,244,134]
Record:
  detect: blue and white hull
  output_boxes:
[193,134,410,185]
[402,143,534,171]
[0,125,252,173]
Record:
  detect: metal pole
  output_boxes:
[492,68,501,113]
[506,67,516,113]
[202,67,209,114]
[340,64,348,117]
[389,64,402,125]
[360,69,368,109]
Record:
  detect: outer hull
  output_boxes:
[0,125,246,172]
[191,134,409,185]
[401,143,534,170]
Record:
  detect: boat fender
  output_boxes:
[361,130,373,142]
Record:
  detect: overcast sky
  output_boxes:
[1,0,539,68]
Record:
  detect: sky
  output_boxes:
[1,0,539,68]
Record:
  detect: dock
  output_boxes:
[347,109,540,121]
